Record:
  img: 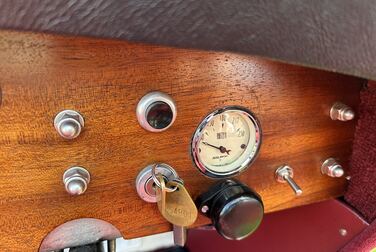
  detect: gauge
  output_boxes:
[191,106,261,178]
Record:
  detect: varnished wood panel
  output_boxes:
[0,30,363,251]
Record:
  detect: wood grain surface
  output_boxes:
[0,30,363,251]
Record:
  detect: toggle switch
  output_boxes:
[330,102,355,121]
[275,165,303,196]
[54,110,84,139]
[63,166,90,196]
[321,158,344,178]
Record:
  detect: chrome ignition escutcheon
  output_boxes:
[135,163,179,203]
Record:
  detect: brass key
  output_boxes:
[155,175,197,247]
[155,174,167,215]
[163,179,198,227]
[145,164,196,247]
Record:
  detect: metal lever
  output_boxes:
[275,165,303,196]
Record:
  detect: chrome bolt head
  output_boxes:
[201,205,209,213]
[66,179,87,195]
[321,158,344,178]
[330,102,355,121]
[333,166,345,177]
[63,167,90,196]
[54,110,84,139]
[339,228,347,236]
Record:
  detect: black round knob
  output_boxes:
[196,180,264,240]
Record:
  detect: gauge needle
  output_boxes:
[202,142,231,155]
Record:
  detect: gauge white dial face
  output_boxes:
[192,108,261,177]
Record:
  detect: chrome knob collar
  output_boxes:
[136,91,177,132]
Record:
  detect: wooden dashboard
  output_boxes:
[0,30,363,251]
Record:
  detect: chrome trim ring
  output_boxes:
[136,91,177,132]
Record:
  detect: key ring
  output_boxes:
[151,164,178,193]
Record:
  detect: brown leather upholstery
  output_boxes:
[0,0,375,80]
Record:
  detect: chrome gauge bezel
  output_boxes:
[191,106,262,179]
